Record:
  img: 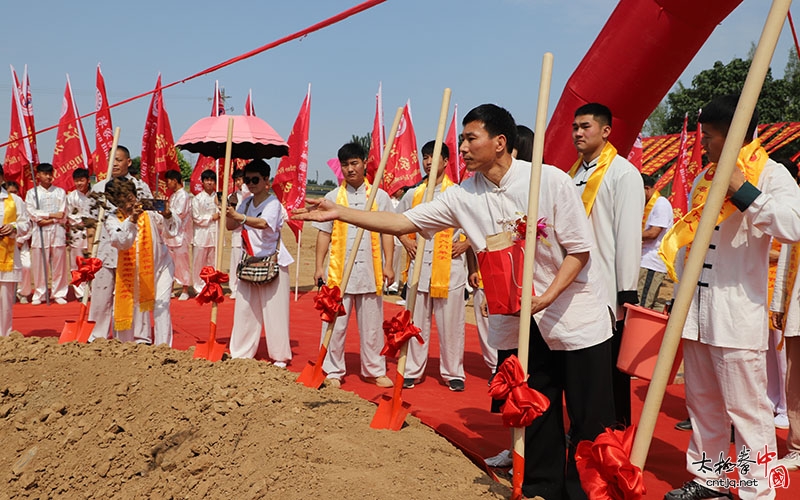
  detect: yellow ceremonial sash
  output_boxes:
[328,182,383,295]
[642,191,660,231]
[658,139,768,282]
[114,212,156,331]
[412,175,456,298]
[0,195,17,272]
[569,141,618,216]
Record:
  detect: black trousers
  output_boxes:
[522,321,616,500]
[612,319,631,426]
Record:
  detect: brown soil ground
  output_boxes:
[1,221,510,499]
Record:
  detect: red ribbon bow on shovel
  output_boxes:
[70,257,103,287]
[314,285,346,323]
[575,426,646,500]
[381,309,423,358]
[196,266,229,305]
[488,355,550,428]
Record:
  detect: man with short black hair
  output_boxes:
[664,94,800,500]
[192,169,220,295]
[569,102,644,426]
[638,174,672,310]
[67,168,92,300]
[164,169,192,300]
[312,142,395,389]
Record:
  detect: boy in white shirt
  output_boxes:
[192,169,219,295]
[25,163,69,305]
[638,174,673,309]
[66,168,92,300]
[164,169,193,300]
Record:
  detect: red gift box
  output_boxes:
[477,233,533,315]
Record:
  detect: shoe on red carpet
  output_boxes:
[675,418,692,431]
[403,378,415,389]
[664,480,732,500]
[485,449,512,468]
[777,451,800,470]
[448,379,465,392]
[365,376,393,388]
[325,378,341,389]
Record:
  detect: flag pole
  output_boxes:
[508,52,553,500]
[630,0,792,469]
[294,229,302,301]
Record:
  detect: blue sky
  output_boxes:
[0,0,795,183]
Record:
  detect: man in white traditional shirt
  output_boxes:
[66,168,92,300]
[295,104,615,499]
[0,166,31,335]
[164,169,193,301]
[192,169,220,295]
[89,145,153,341]
[312,142,395,389]
[569,103,644,426]
[25,163,69,305]
[638,174,672,310]
[396,141,470,391]
[664,94,800,500]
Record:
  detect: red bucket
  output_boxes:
[617,304,682,383]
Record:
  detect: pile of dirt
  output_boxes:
[0,334,508,499]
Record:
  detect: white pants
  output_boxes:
[88,266,115,340]
[193,246,216,294]
[321,292,386,380]
[0,282,14,336]
[684,340,776,500]
[766,327,787,416]
[405,288,466,382]
[18,245,31,296]
[168,244,192,288]
[30,244,68,301]
[229,266,291,361]
[228,245,243,296]
[472,288,497,372]
[115,304,151,344]
[69,245,86,299]
[152,263,175,346]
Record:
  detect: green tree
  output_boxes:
[351,133,371,155]
[322,179,337,187]
[643,101,670,136]
[176,148,192,181]
[130,156,141,175]
[664,55,797,133]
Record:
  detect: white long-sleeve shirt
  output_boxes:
[165,188,193,248]
[680,158,800,350]
[572,153,644,320]
[404,160,611,352]
[192,191,219,248]
[25,184,67,249]
[106,210,179,272]
[66,189,92,250]
[92,174,153,269]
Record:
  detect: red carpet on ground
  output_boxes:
[11,294,796,498]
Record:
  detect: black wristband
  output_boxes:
[618,290,639,306]
[730,181,761,212]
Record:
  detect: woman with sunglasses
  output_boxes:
[225,159,292,366]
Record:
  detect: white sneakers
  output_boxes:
[485,449,513,468]
[775,413,790,430]
[178,292,190,301]
[777,451,800,471]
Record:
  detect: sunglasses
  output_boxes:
[244,176,263,185]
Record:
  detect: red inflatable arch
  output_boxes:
[544,0,744,171]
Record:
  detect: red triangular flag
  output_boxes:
[52,75,92,192]
[189,81,224,195]
[365,83,385,184]
[18,66,39,196]
[4,67,33,196]
[93,64,114,181]
[669,114,692,222]
[141,74,179,196]
[382,101,420,196]
[444,104,467,183]
[272,85,310,241]
[244,89,256,116]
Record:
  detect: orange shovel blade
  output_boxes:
[75,320,97,344]
[370,393,410,431]
[59,321,78,344]
[193,341,227,362]
[511,450,524,500]
[296,361,327,389]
